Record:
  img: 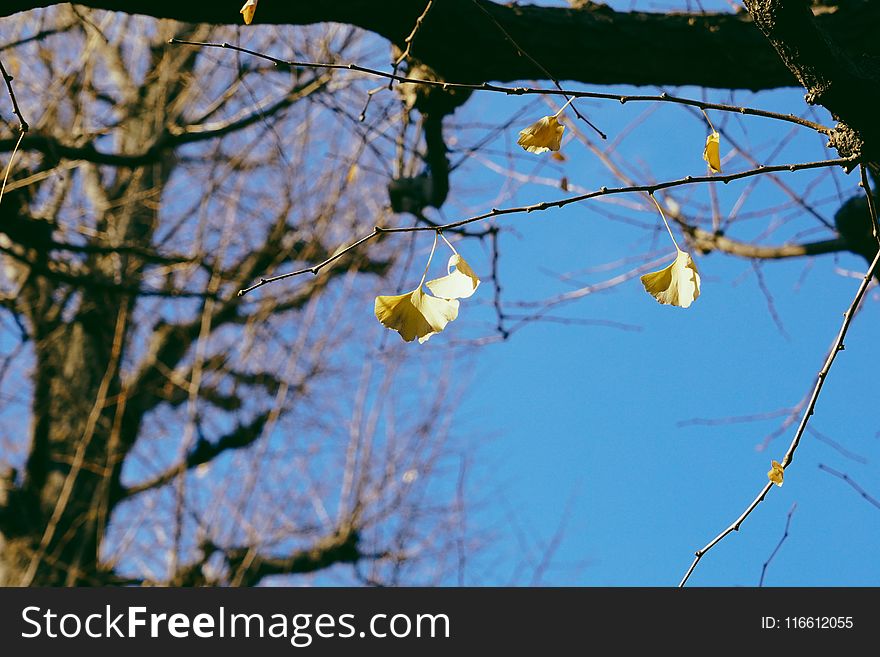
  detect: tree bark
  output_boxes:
[743,0,880,160]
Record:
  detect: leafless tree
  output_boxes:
[0,7,474,586]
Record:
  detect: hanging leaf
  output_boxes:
[640,249,701,308]
[703,131,721,173]
[374,287,459,344]
[426,254,481,300]
[517,115,565,154]
[240,0,259,25]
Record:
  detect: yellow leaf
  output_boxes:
[517,115,564,154]
[768,460,784,487]
[374,287,459,344]
[426,254,480,300]
[703,131,721,173]
[240,0,258,25]
[640,249,701,308]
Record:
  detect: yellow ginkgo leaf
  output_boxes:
[374,286,459,344]
[240,0,259,25]
[517,115,565,154]
[768,460,784,487]
[640,249,701,308]
[426,254,480,300]
[703,131,721,173]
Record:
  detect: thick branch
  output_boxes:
[687,228,847,260]
[117,411,271,500]
[5,1,880,90]
[225,528,363,587]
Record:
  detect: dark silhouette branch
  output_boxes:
[0,75,328,164]
[225,526,364,587]
[5,1,880,90]
[118,411,272,500]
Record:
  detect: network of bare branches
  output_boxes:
[0,7,484,587]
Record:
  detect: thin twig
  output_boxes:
[752,261,790,340]
[0,57,27,207]
[389,1,434,89]
[489,227,508,339]
[818,464,880,510]
[237,227,383,296]
[239,157,855,295]
[467,0,605,139]
[679,165,880,587]
[380,156,855,234]
[167,38,830,135]
[0,57,28,133]
[806,426,867,464]
[859,163,880,248]
[758,503,797,586]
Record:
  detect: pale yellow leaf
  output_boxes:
[703,131,721,173]
[517,115,564,154]
[426,254,480,300]
[374,286,459,343]
[640,249,701,308]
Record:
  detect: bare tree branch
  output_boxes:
[118,410,271,500]
[6,1,879,90]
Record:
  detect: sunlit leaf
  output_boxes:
[640,249,701,308]
[426,254,480,300]
[517,115,564,154]
[374,286,459,344]
[703,131,721,173]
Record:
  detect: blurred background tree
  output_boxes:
[0,6,476,586]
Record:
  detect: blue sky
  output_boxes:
[377,0,880,586]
